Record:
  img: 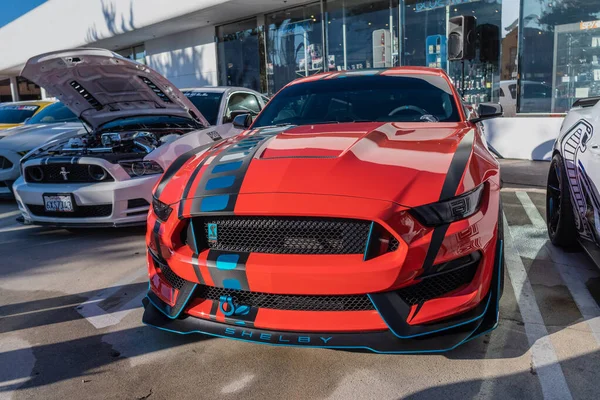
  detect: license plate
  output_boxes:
[43,194,74,212]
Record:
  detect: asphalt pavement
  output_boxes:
[1,159,600,400]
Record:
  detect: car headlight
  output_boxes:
[152,197,173,222]
[410,184,484,227]
[119,160,163,177]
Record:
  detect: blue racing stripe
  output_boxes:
[206,175,236,190]
[216,254,239,270]
[212,161,243,174]
[200,195,229,212]
[223,279,242,290]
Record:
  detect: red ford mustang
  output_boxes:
[142,67,505,353]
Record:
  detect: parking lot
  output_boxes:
[1,160,599,400]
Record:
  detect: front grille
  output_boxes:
[0,156,13,170]
[197,216,371,255]
[196,285,375,311]
[24,164,114,183]
[26,204,112,218]
[388,237,399,252]
[396,255,479,305]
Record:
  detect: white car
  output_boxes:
[13,48,266,228]
[0,102,85,198]
[547,96,600,266]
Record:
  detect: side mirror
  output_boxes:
[232,113,252,129]
[470,103,503,123]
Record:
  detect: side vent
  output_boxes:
[70,81,102,110]
[139,76,173,103]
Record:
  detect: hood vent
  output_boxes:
[70,81,102,110]
[139,76,172,104]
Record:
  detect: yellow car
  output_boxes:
[0,100,54,130]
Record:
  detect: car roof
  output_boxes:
[286,67,449,87]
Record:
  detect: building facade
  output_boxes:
[0,0,598,118]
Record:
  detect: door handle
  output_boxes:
[591,145,600,156]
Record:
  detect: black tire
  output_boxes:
[546,153,579,248]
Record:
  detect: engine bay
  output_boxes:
[29,128,193,164]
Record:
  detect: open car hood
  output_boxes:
[20,48,210,131]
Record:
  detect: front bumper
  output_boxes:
[13,174,158,227]
[0,149,20,198]
[142,237,503,353]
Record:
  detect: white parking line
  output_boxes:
[504,214,573,400]
[76,268,146,329]
[0,210,20,220]
[516,191,600,346]
[0,224,39,234]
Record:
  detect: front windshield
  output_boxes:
[252,74,461,127]
[26,102,78,125]
[183,91,223,126]
[0,104,40,124]
[100,115,198,131]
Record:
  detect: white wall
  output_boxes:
[145,25,218,88]
[483,117,564,161]
[0,0,229,76]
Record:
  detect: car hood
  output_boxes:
[158,122,478,209]
[20,48,209,131]
[0,122,85,152]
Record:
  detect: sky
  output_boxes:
[0,0,47,29]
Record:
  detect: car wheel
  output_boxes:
[546,153,578,248]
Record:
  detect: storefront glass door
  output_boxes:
[217,19,263,92]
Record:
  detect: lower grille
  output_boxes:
[396,254,480,306]
[158,263,186,290]
[26,204,112,218]
[0,156,13,170]
[197,216,372,255]
[24,164,114,183]
[196,285,375,311]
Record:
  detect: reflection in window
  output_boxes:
[520,0,600,113]
[326,1,399,71]
[266,3,324,93]
[117,44,146,64]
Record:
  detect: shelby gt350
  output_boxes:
[143,68,505,353]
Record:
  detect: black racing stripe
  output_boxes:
[205,250,251,291]
[209,300,219,321]
[191,253,205,285]
[439,129,475,201]
[155,142,216,199]
[188,130,283,216]
[177,156,210,219]
[153,221,163,259]
[422,224,450,270]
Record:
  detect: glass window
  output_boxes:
[217,19,263,92]
[117,45,146,65]
[0,104,39,124]
[520,0,600,113]
[266,3,324,93]
[26,102,78,124]
[226,92,262,121]
[325,1,399,72]
[402,0,502,107]
[253,74,461,127]
[183,91,224,126]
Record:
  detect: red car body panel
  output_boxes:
[142,67,503,352]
